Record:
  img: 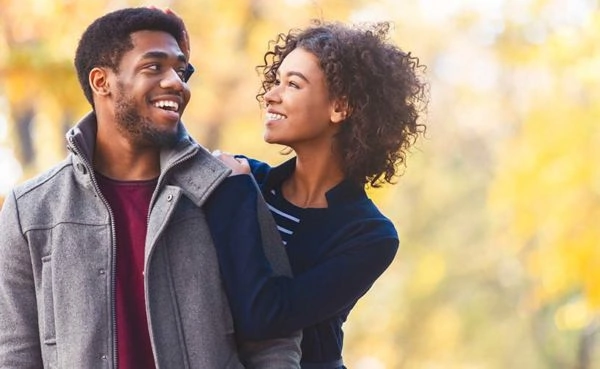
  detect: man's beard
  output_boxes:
[114,87,180,149]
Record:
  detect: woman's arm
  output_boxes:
[204,175,302,366]
[204,177,398,340]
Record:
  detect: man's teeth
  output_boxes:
[154,100,179,111]
[266,112,286,121]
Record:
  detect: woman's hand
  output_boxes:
[212,150,251,176]
[162,8,191,61]
[148,7,193,81]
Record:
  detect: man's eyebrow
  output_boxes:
[141,51,187,63]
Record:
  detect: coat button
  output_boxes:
[167,194,173,202]
[99,269,105,275]
[100,354,107,360]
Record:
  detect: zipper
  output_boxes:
[68,138,119,368]
[69,134,200,367]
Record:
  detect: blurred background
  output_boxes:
[1,0,599,368]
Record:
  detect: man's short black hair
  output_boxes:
[74,7,186,106]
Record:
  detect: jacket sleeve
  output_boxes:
[206,175,398,341]
[204,175,301,368]
[256,223,398,336]
[0,191,43,368]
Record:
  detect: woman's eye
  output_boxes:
[289,81,299,88]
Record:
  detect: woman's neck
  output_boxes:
[282,151,344,208]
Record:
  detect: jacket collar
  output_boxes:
[65,111,230,206]
[263,157,367,206]
[65,111,198,171]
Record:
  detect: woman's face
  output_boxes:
[262,47,341,151]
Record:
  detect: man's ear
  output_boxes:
[330,97,351,124]
[89,67,111,97]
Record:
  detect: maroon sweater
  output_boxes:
[97,173,157,369]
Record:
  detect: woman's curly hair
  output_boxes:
[256,20,428,187]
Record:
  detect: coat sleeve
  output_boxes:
[0,191,43,368]
[206,175,399,341]
[204,175,301,368]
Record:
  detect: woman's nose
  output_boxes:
[264,85,281,105]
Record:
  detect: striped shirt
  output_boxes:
[263,187,302,245]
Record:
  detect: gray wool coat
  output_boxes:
[0,112,301,369]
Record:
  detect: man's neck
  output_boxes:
[94,128,161,181]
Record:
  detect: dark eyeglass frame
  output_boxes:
[183,63,195,82]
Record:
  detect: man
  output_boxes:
[0,7,300,369]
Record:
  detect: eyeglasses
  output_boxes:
[183,63,195,82]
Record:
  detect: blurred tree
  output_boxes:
[2,1,598,368]
[490,4,600,369]
[0,0,105,177]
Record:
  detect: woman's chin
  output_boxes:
[263,134,277,144]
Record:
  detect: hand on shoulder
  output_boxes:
[212,150,250,176]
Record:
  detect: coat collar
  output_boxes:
[65,111,230,206]
[263,157,367,207]
[65,111,198,171]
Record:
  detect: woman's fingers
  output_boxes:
[212,150,251,176]
[152,7,190,60]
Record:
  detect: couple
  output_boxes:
[0,7,427,369]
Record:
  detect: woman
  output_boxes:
[209,20,428,368]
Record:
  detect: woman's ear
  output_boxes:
[330,97,351,124]
[89,67,111,97]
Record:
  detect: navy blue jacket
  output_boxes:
[205,157,399,367]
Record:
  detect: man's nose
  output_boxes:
[160,68,185,91]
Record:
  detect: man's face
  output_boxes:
[109,30,191,148]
